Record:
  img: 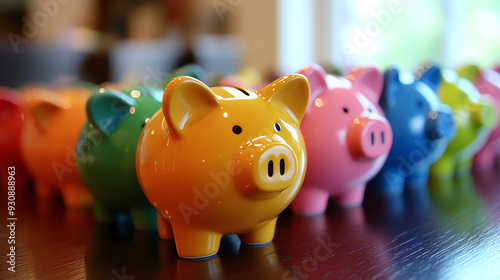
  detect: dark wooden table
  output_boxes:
[3,167,500,279]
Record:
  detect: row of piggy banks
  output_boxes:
[1,64,500,258]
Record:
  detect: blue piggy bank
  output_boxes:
[367,67,456,195]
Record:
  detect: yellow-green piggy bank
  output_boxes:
[428,66,497,180]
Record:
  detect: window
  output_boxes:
[277,0,500,73]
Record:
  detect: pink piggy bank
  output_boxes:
[465,67,500,171]
[291,64,393,215]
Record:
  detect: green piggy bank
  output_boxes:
[76,86,162,229]
[76,65,205,229]
[428,66,497,181]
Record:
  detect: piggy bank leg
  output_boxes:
[16,170,30,192]
[60,183,93,208]
[33,180,58,200]
[406,167,430,189]
[157,212,174,239]
[171,224,222,258]
[290,188,329,216]
[367,168,405,196]
[429,156,455,181]
[334,186,365,208]
[239,217,277,245]
[92,202,116,223]
[130,205,157,230]
[456,158,473,178]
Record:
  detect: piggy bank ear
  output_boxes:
[457,65,480,84]
[163,76,219,137]
[297,64,328,103]
[380,68,400,107]
[29,95,64,132]
[86,89,135,134]
[419,66,442,92]
[260,74,310,124]
[160,64,206,90]
[347,67,384,102]
[481,68,500,86]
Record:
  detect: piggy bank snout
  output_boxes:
[257,145,296,189]
[238,141,298,197]
[347,118,392,159]
[425,109,455,141]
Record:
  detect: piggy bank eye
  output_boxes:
[343,107,349,114]
[232,125,242,134]
[417,100,424,108]
[142,118,150,129]
[274,123,282,132]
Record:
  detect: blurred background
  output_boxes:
[0,0,499,87]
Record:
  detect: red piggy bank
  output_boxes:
[0,88,30,190]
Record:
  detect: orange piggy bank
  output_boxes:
[136,75,310,258]
[21,87,93,208]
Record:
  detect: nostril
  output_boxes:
[280,158,285,176]
[371,132,374,146]
[381,131,385,144]
[268,160,274,177]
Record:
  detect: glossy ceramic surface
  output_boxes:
[20,87,93,208]
[457,65,500,171]
[0,87,30,189]
[428,66,498,180]
[291,64,392,215]
[76,86,163,229]
[76,65,204,229]
[367,67,456,195]
[136,75,309,258]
